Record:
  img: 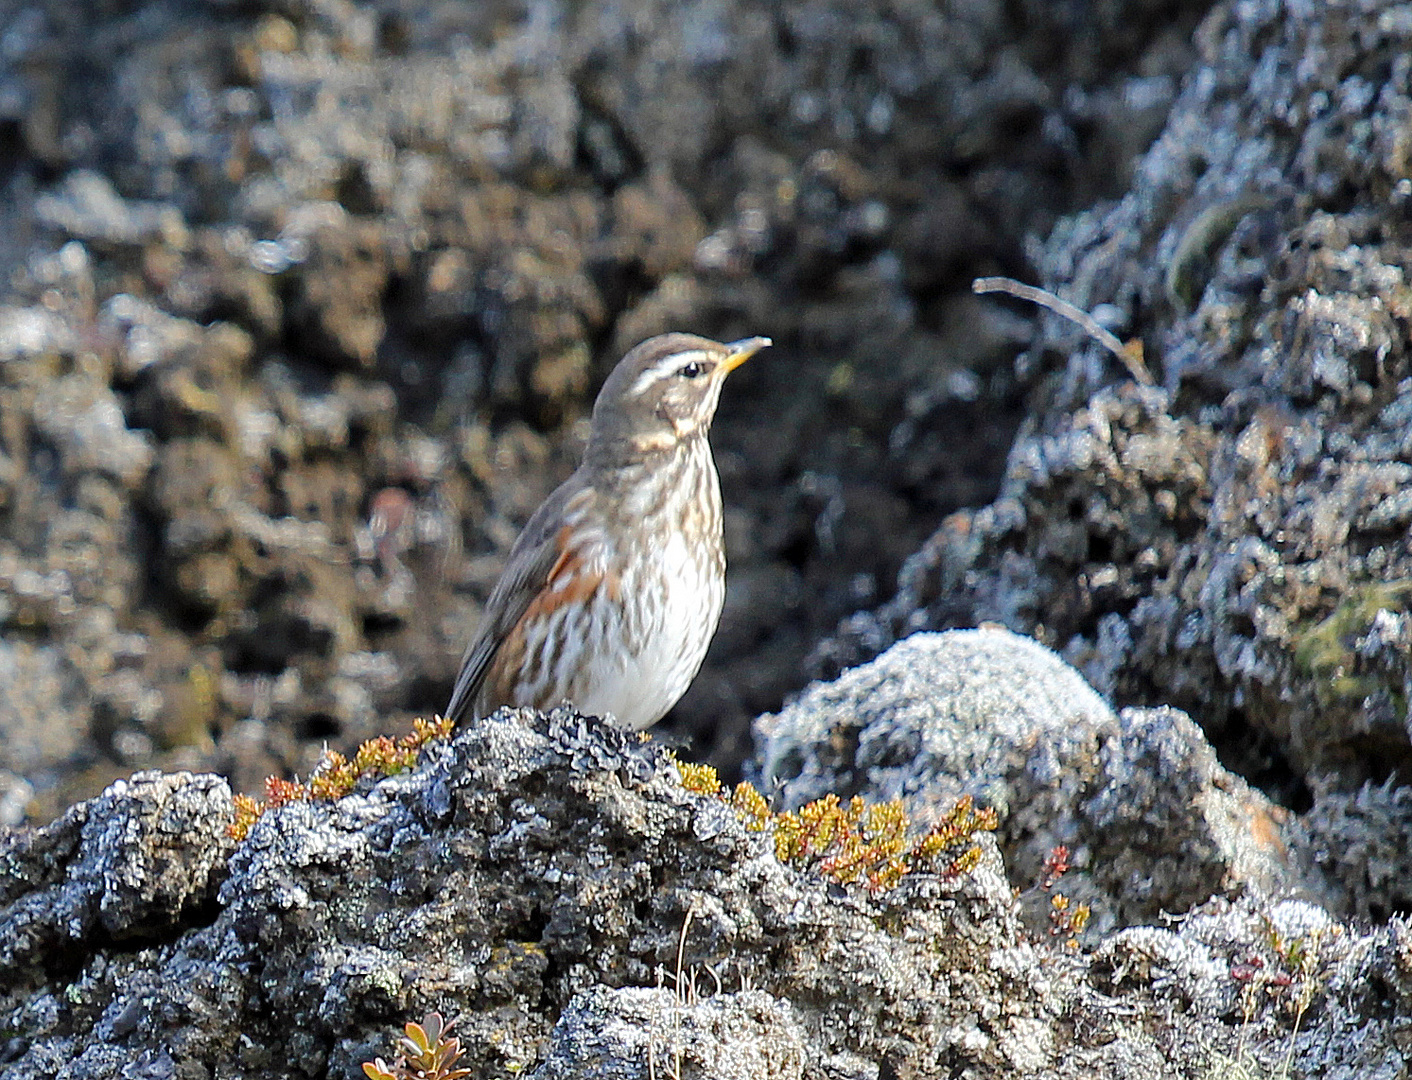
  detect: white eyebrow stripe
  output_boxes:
[628,349,711,396]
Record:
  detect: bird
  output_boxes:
[445,332,771,731]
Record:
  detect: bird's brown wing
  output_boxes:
[444,478,582,726]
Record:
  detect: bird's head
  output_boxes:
[587,333,771,459]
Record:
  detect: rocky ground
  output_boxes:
[5,0,1412,1074]
[3,636,1411,1078]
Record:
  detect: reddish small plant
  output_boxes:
[1229,955,1263,983]
[1040,845,1072,890]
[1032,844,1090,947]
[229,715,454,841]
[362,1011,470,1080]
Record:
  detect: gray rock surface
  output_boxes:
[528,987,808,1080]
[755,628,1321,933]
[0,709,1050,1078]
[0,769,234,978]
[1094,895,1412,1079]
[2,700,1408,1078]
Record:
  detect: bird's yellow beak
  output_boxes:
[721,336,771,374]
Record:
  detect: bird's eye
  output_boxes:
[678,361,705,379]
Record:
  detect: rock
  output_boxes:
[1090,895,1412,1079]
[33,171,184,249]
[529,987,808,1080]
[31,374,154,489]
[1084,705,1319,923]
[0,771,35,827]
[818,0,1412,819]
[1300,779,1412,923]
[287,222,392,370]
[0,710,1054,1077]
[0,641,91,782]
[1,708,1406,1078]
[756,629,1321,931]
[0,770,234,979]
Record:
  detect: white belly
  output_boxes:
[577,529,724,730]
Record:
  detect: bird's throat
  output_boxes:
[598,436,719,531]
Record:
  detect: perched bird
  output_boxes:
[445,332,771,730]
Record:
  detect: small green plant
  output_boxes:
[229,715,454,841]
[1261,914,1335,1077]
[1210,913,1339,1080]
[362,1011,470,1080]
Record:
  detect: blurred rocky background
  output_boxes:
[815,0,1412,919]
[4,0,1412,921]
[0,0,1210,822]
[8,0,1412,1072]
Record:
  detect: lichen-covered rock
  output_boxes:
[2,706,1406,1078]
[1299,779,1412,922]
[528,987,808,1080]
[818,0,1412,823]
[0,770,235,978]
[756,628,1320,932]
[1092,896,1412,1078]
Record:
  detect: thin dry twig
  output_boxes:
[972,275,1154,386]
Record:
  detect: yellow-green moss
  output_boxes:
[673,756,997,893]
[1292,580,1412,706]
